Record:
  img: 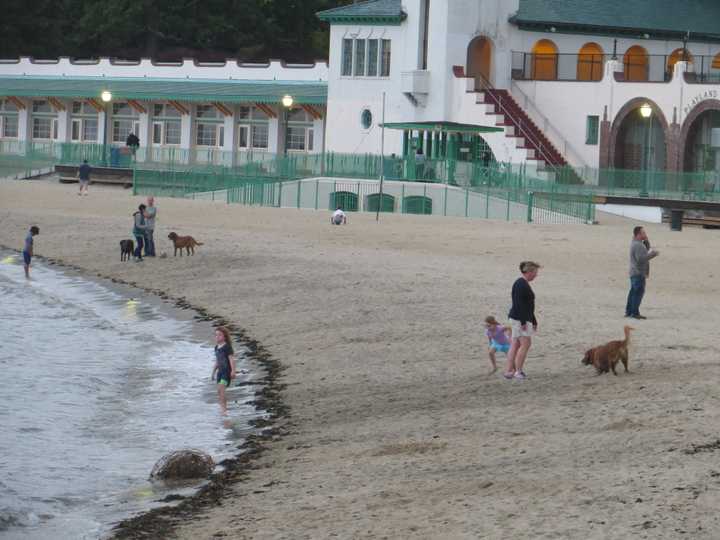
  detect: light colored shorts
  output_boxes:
[490,340,510,353]
[509,318,535,339]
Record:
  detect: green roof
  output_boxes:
[317,0,406,25]
[380,121,503,134]
[512,0,720,41]
[0,76,327,104]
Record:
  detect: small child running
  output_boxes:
[484,315,511,375]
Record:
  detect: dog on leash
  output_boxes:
[167,232,203,256]
[582,326,633,375]
[120,239,134,262]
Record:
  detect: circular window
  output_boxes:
[361,109,373,130]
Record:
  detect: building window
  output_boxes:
[237,106,270,150]
[354,39,366,76]
[341,38,391,78]
[32,117,53,139]
[286,107,314,152]
[585,115,599,145]
[367,40,379,76]
[196,123,224,147]
[381,39,392,77]
[111,102,139,143]
[71,101,99,142]
[361,109,373,130]
[152,103,181,145]
[83,118,98,142]
[0,99,19,138]
[342,38,353,76]
[32,100,52,113]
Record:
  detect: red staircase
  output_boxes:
[478,88,568,170]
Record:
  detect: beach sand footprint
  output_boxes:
[369,440,448,457]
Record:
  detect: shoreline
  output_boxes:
[0,244,288,540]
[5,180,720,539]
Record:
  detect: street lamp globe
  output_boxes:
[639,103,652,118]
[281,95,294,108]
[101,90,113,103]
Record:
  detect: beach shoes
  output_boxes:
[513,371,527,380]
[503,372,515,380]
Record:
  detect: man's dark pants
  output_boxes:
[145,229,155,256]
[625,274,646,317]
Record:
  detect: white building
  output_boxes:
[318,0,720,179]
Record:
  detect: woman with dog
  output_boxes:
[210,327,237,415]
[132,204,147,262]
[504,261,541,381]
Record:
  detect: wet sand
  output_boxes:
[3,179,720,539]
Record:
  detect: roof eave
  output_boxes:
[317,13,406,26]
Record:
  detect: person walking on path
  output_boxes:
[77,160,91,196]
[132,204,147,262]
[143,196,158,257]
[626,226,660,319]
[484,315,511,375]
[22,225,39,279]
[504,261,541,381]
[210,327,236,415]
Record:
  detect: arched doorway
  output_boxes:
[681,102,720,175]
[577,42,604,81]
[667,48,693,81]
[467,36,492,89]
[624,45,649,82]
[532,39,558,80]
[611,100,668,171]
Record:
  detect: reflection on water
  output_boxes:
[0,251,262,539]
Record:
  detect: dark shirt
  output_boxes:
[23,232,33,254]
[126,133,140,147]
[508,277,537,326]
[214,343,232,374]
[78,163,91,180]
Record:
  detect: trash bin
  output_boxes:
[110,147,120,167]
[670,209,684,231]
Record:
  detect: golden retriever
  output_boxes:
[582,326,633,375]
[167,232,203,256]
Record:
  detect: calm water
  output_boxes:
[0,251,262,539]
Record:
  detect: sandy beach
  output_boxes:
[3,178,720,539]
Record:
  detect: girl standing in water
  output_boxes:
[210,327,236,414]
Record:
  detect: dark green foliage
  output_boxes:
[0,0,355,61]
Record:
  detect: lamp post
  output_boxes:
[639,103,652,197]
[280,94,294,159]
[101,90,112,167]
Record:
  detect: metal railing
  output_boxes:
[686,55,720,84]
[511,52,674,83]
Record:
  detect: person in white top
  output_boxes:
[331,207,347,225]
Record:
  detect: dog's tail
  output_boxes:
[195,241,204,246]
[623,325,634,344]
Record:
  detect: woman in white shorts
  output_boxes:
[504,261,541,380]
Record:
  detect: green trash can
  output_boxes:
[670,209,683,231]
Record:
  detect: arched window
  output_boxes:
[712,53,720,69]
[467,36,493,87]
[577,43,604,81]
[624,45,649,82]
[531,39,558,80]
[667,48,693,80]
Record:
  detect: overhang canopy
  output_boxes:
[317,0,406,25]
[0,76,327,105]
[380,121,503,134]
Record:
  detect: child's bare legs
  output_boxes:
[23,263,29,279]
[488,346,498,374]
[217,383,228,414]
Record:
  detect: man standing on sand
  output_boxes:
[626,226,660,320]
[77,160,91,196]
[22,225,39,279]
[143,196,158,257]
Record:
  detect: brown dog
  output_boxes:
[120,239,134,262]
[582,326,633,375]
[167,232,203,256]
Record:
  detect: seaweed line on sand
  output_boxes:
[0,245,290,539]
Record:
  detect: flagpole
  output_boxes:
[377,91,386,223]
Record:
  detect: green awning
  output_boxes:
[380,121,503,134]
[317,0,406,25]
[0,76,327,105]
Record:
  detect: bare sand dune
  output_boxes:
[2,180,720,539]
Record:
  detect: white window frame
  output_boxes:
[195,122,224,148]
[71,119,82,142]
[152,121,164,146]
[238,124,250,149]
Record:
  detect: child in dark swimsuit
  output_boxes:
[210,327,236,414]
